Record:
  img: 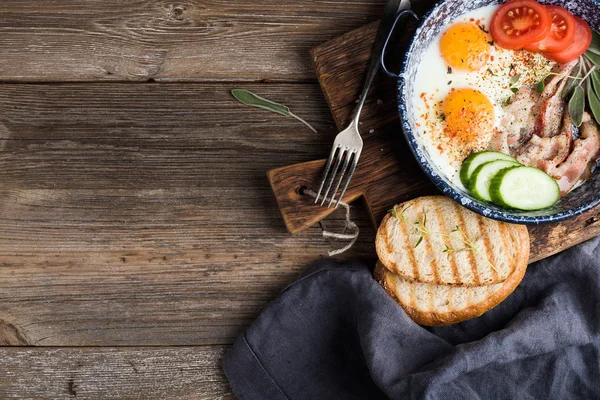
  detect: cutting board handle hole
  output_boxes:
[296,186,308,195]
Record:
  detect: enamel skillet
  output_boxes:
[379,0,600,224]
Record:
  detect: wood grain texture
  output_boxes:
[0,83,336,188]
[0,346,233,399]
[268,8,600,263]
[0,0,433,398]
[0,82,376,346]
[0,0,390,82]
[3,0,598,397]
[268,16,432,234]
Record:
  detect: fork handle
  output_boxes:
[350,0,410,126]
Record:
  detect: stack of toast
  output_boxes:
[375,196,530,326]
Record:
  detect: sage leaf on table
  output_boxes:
[231,89,317,133]
[569,85,585,127]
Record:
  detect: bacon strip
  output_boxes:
[516,112,572,171]
[492,61,600,196]
[549,114,600,195]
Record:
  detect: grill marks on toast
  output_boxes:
[375,196,531,326]
[395,214,421,282]
[493,221,514,278]
[482,217,519,282]
[375,258,528,326]
[451,201,481,286]
[476,216,499,283]
[435,197,460,285]
[407,207,434,282]
[418,207,441,285]
[377,196,529,288]
[463,208,492,285]
[504,222,519,263]
[498,222,510,273]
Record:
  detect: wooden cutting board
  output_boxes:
[267,19,600,263]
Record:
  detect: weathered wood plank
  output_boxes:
[0,214,375,345]
[0,81,598,347]
[0,0,387,82]
[0,83,335,189]
[0,346,233,399]
[0,82,376,345]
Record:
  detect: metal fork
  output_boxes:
[315,0,411,208]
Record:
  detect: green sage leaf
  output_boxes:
[535,79,545,93]
[592,70,600,98]
[562,63,582,99]
[587,29,600,56]
[231,89,318,133]
[503,94,515,106]
[585,51,600,66]
[509,73,521,86]
[562,76,579,99]
[231,89,290,116]
[588,80,600,125]
[569,85,585,127]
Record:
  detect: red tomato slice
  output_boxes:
[524,5,576,53]
[544,16,592,63]
[491,0,552,50]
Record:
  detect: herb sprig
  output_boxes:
[390,204,411,221]
[231,89,318,133]
[503,74,523,106]
[509,73,522,93]
[444,226,497,273]
[562,29,600,127]
[390,209,498,272]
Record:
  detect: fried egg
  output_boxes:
[413,5,556,188]
[440,23,491,71]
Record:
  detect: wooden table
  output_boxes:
[0,0,403,398]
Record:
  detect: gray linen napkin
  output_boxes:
[224,236,600,399]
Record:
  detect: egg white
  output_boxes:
[412,5,556,188]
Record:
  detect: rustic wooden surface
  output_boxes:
[0,0,392,396]
[1,0,598,398]
[267,19,436,235]
[0,0,390,82]
[268,11,600,263]
[0,83,379,351]
[0,347,233,399]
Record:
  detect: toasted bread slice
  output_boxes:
[376,196,529,286]
[374,260,527,326]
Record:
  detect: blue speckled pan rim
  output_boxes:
[395,0,600,225]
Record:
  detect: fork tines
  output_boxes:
[315,146,360,208]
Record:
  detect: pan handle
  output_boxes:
[380,9,419,79]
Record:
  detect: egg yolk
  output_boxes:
[440,23,490,71]
[443,89,494,145]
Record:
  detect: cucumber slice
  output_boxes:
[469,160,520,201]
[460,151,518,187]
[490,166,560,210]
